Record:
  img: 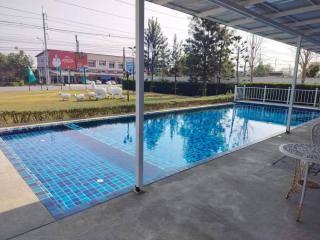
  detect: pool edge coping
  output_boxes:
[2,102,320,238]
[0,102,234,133]
[2,101,320,134]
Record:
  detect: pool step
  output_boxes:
[66,123,83,130]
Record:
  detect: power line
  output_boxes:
[0,20,43,30]
[0,5,133,35]
[115,0,187,20]
[47,16,134,35]
[54,0,132,20]
[53,0,188,32]
[0,3,188,36]
[0,13,42,21]
[48,27,134,40]
[0,20,135,40]
[0,5,40,16]
[0,39,130,51]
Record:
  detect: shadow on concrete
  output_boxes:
[0,201,53,240]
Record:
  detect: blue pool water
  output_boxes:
[1,103,320,218]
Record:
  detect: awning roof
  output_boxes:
[148,0,320,53]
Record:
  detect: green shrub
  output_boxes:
[122,80,235,96]
[0,94,233,127]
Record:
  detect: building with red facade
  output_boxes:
[36,49,133,84]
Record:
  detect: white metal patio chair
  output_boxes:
[280,121,320,221]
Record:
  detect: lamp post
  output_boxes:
[125,46,136,101]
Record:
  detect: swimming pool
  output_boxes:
[1,103,319,219]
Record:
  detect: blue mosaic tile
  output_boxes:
[0,103,320,219]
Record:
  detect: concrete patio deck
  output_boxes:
[3,119,320,240]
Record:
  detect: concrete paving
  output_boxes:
[0,151,53,240]
[5,120,320,240]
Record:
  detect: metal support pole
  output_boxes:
[68,69,71,90]
[287,87,291,104]
[243,85,246,100]
[263,85,267,102]
[286,36,302,133]
[134,0,144,193]
[286,89,290,103]
[296,161,309,222]
[313,88,318,107]
[234,85,237,102]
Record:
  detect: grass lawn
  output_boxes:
[0,90,233,126]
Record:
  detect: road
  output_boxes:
[0,84,98,92]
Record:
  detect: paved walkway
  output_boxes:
[3,120,320,240]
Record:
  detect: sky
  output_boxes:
[0,0,318,71]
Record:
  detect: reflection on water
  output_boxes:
[1,103,320,218]
[75,103,320,171]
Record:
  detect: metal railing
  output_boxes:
[234,85,319,107]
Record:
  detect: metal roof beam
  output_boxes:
[206,0,319,46]
[197,0,265,18]
[227,5,320,27]
[250,18,320,34]
[153,0,173,5]
[267,28,320,39]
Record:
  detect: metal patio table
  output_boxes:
[279,143,320,222]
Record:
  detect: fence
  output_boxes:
[234,85,319,107]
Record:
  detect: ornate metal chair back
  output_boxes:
[311,122,320,144]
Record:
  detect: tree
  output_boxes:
[222,59,235,80]
[169,34,183,95]
[215,27,236,94]
[184,17,235,96]
[253,63,273,77]
[0,50,33,85]
[144,18,169,88]
[307,63,320,78]
[299,49,313,84]
[247,34,262,82]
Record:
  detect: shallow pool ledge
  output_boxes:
[0,150,54,239]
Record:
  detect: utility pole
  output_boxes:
[289,64,291,77]
[244,61,247,77]
[75,34,79,53]
[42,8,50,89]
[236,46,240,84]
[75,35,79,83]
[259,48,262,64]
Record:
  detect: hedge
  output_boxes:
[122,80,235,96]
[0,94,233,126]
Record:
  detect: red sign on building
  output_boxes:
[48,50,88,69]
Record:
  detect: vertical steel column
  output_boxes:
[313,88,318,107]
[263,85,267,102]
[135,0,144,192]
[234,85,237,102]
[286,36,302,133]
[286,87,291,104]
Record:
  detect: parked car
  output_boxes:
[86,80,92,84]
[95,80,102,85]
